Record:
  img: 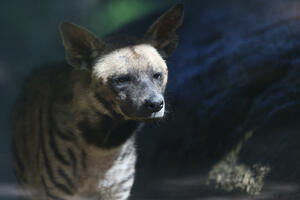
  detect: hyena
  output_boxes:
[12,4,183,200]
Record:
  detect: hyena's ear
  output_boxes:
[145,4,184,57]
[59,22,102,69]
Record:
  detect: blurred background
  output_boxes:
[2,0,300,199]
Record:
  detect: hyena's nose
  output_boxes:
[144,96,164,113]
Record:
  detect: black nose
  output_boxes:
[144,97,164,113]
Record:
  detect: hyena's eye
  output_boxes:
[114,75,132,84]
[153,72,162,80]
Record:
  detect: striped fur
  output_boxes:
[12,4,183,200]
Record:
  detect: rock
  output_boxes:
[130,0,300,199]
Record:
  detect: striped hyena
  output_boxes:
[12,4,183,200]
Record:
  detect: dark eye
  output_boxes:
[153,72,162,80]
[115,75,131,84]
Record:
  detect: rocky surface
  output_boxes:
[129,0,300,199]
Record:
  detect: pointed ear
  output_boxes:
[145,4,184,57]
[59,22,102,69]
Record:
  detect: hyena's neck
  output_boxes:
[77,114,140,149]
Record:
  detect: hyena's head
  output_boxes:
[59,4,183,121]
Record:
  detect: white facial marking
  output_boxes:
[92,44,167,83]
[150,104,165,118]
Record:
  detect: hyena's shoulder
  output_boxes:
[14,62,74,112]
[13,61,73,139]
[24,62,72,92]
[12,61,74,190]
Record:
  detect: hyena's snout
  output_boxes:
[121,91,165,120]
[144,94,164,113]
[116,76,166,120]
[140,92,165,119]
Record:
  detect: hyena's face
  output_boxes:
[92,44,168,120]
[59,4,183,120]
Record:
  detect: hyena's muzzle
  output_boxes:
[118,77,165,120]
[108,70,166,121]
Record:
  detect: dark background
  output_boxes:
[1,0,300,199]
